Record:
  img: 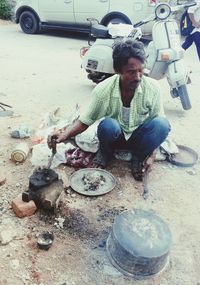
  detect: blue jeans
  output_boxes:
[97,117,171,163]
[182,32,200,61]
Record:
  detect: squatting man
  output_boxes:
[48,39,171,181]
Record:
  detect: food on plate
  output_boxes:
[82,171,106,191]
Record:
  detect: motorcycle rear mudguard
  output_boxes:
[166,59,188,89]
[82,39,115,75]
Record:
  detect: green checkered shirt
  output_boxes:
[80,74,165,140]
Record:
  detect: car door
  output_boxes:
[38,0,75,23]
[74,0,109,24]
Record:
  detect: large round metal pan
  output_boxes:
[70,168,116,196]
[167,145,198,167]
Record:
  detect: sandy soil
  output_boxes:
[0,20,200,285]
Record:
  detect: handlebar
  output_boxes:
[133,21,144,28]
[0,102,12,111]
[133,15,155,28]
[184,1,197,8]
[171,1,197,12]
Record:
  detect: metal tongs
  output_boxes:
[0,102,12,111]
[142,169,150,200]
[142,155,153,200]
[47,138,57,170]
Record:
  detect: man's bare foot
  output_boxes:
[88,150,107,169]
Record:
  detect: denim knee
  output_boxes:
[97,118,122,141]
[151,117,171,137]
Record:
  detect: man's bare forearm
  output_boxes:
[61,120,88,141]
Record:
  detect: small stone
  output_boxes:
[71,193,76,198]
[10,259,20,270]
[103,264,122,277]
[0,227,17,245]
[66,189,71,194]
[186,169,196,175]
[0,173,6,186]
[98,240,106,248]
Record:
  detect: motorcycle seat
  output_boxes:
[90,24,110,38]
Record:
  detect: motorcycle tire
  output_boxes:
[102,13,131,26]
[178,85,192,110]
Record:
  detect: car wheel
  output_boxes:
[102,14,131,26]
[19,11,39,34]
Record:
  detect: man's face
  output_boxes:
[120,58,144,91]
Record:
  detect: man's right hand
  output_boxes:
[47,120,89,149]
[47,130,68,149]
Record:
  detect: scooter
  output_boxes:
[80,2,196,110]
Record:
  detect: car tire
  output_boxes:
[19,11,39,34]
[102,13,131,26]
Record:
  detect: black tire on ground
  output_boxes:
[178,85,192,110]
[19,11,39,34]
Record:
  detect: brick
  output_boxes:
[12,194,37,218]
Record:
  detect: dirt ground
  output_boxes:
[0,20,200,285]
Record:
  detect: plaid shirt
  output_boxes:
[79,74,165,140]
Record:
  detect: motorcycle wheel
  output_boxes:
[178,85,192,110]
[171,85,191,110]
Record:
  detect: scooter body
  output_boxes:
[82,38,115,75]
[147,19,185,81]
[146,18,191,109]
[81,23,136,82]
[81,3,195,109]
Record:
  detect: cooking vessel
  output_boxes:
[106,208,172,279]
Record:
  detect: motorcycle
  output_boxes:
[80,2,196,110]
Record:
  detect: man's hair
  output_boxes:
[112,39,146,73]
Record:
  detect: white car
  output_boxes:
[14,0,169,35]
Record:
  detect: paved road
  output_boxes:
[0,21,92,125]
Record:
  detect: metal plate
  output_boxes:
[70,168,116,196]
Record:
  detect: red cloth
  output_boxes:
[65,148,95,168]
